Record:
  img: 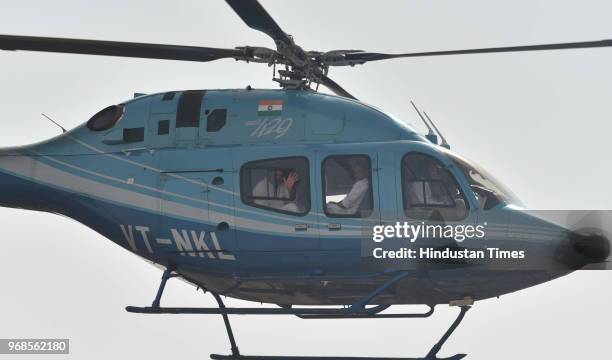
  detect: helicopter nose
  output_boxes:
[570,232,610,262]
[570,233,610,263]
[506,209,611,271]
[554,231,611,269]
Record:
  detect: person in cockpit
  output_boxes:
[326,164,369,215]
[407,161,452,206]
[404,160,467,220]
[253,168,300,212]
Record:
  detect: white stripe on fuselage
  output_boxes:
[0,155,363,237]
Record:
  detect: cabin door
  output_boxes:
[317,150,381,248]
[159,168,237,264]
[234,150,319,272]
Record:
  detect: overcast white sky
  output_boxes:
[1,0,611,359]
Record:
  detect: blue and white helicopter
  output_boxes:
[1,1,611,359]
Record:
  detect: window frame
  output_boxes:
[401,152,470,219]
[321,154,374,219]
[240,156,311,217]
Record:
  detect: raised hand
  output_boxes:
[284,172,299,192]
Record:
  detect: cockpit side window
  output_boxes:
[87,105,124,131]
[402,153,468,221]
[241,157,310,216]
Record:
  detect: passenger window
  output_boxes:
[402,153,468,221]
[241,157,310,215]
[323,155,373,218]
[207,109,227,132]
[176,90,203,128]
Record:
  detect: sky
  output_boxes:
[0,0,611,359]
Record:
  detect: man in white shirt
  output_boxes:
[326,164,370,216]
[253,169,299,212]
[406,162,451,206]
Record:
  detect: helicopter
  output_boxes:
[1,1,612,359]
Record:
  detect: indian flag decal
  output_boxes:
[257,99,283,116]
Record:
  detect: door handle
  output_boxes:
[328,223,342,231]
[295,224,308,231]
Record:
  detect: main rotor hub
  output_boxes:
[236,44,332,90]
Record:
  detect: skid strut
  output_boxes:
[127,269,471,359]
[151,268,179,308]
[212,292,240,357]
[425,306,470,360]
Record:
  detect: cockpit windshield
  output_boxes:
[443,149,522,209]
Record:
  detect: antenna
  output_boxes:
[41,113,67,133]
[410,100,438,145]
[423,111,450,149]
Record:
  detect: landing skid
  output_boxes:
[209,305,470,360]
[127,269,471,360]
[210,355,466,360]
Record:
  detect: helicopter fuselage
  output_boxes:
[0,89,575,305]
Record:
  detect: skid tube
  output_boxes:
[126,269,471,360]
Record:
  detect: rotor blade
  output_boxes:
[225,0,292,46]
[0,35,244,62]
[319,75,357,100]
[333,39,612,65]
